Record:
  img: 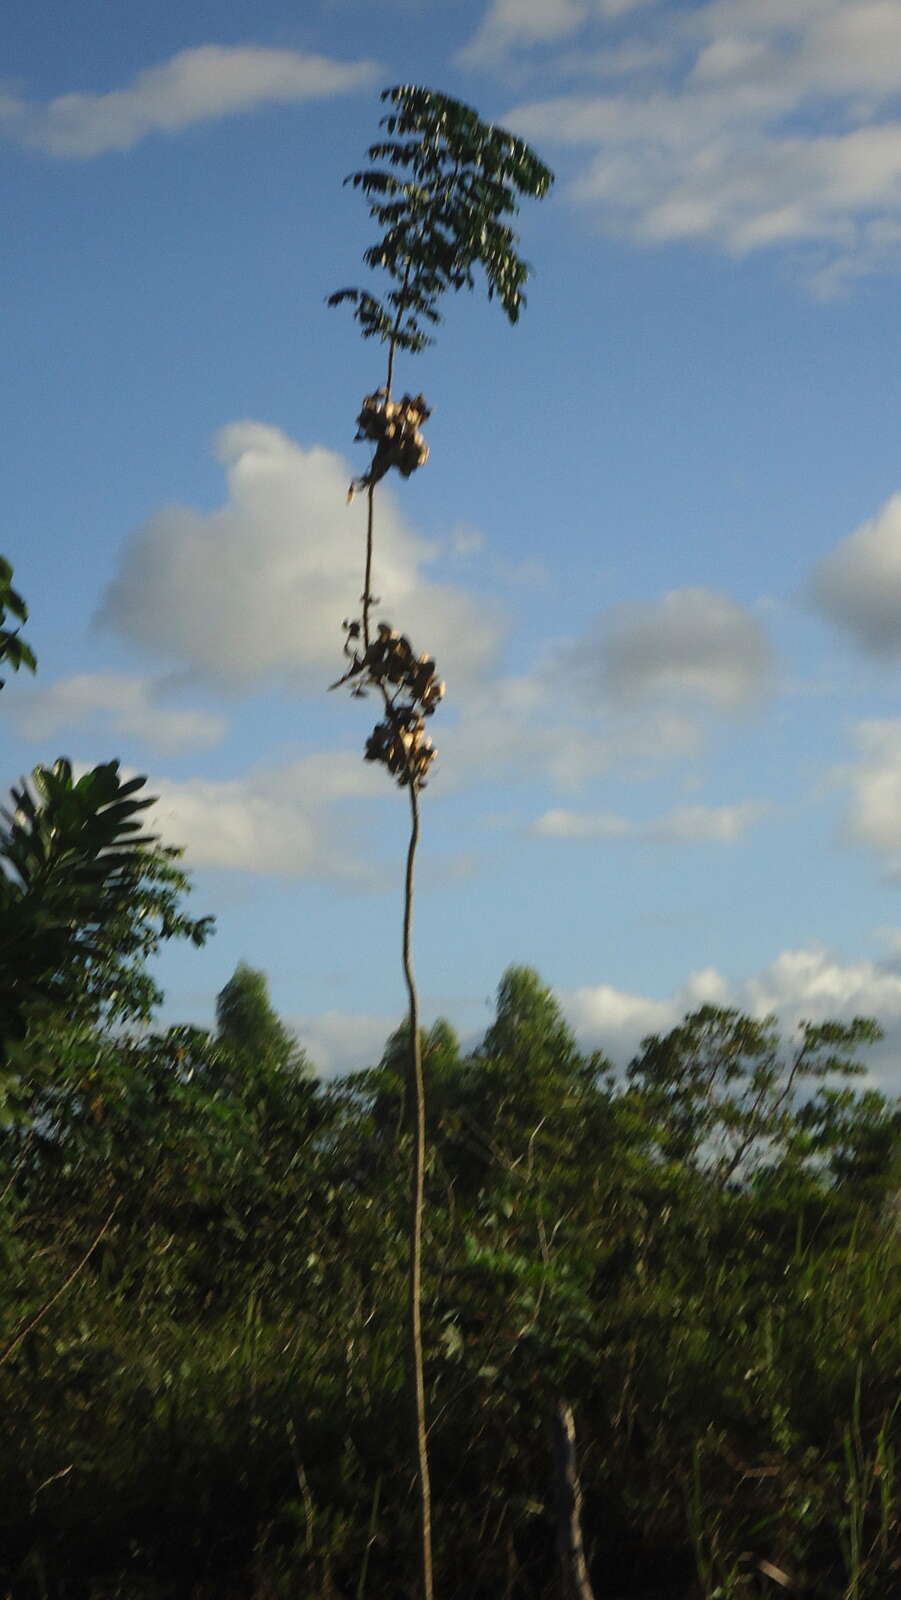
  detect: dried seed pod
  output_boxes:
[334,604,443,786]
[348,390,432,498]
[364,705,437,789]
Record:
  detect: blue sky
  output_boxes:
[6,0,901,1086]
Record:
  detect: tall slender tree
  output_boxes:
[329,84,552,1599]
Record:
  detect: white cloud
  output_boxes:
[839,718,901,878]
[147,749,385,882]
[533,806,633,838]
[652,800,770,841]
[562,941,901,1090]
[503,0,901,287]
[811,493,901,656]
[7,672,226,752]
[291,1009,396,1078]
[565,980,674,1059]
[459,1,592,65]
[459,0,661,64]
[99,421,501,693]
[567,586,773,708]
[533,798,769,840]
[441,672,700,790]
[4,45,378,157]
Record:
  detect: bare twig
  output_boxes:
[0,1195,121,1367]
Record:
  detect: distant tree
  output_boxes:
[627,1005,884,1188]
[460,965,606,1167]
[362,1016,462,1145]
[483,964,582,1075]
[794,1083,900,1213]
[216,962,308,1075]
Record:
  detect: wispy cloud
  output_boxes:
[494,0,901,289]
[434,585,771,796]
[562,586,774,709]
[533,798,770,840]
[458,0,594,65]
[440,676,701,791]
[7,672,226,752]
[3,45,378,157]
[533,806,633,838]
[459,0,659,65]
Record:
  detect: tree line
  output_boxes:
[0,805,897,1594]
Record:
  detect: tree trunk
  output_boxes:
[550,1398,596,1600]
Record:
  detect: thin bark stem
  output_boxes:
[403,776,434,1600]
[386,338,397,403]
[362,483,376,651]
[0,1195,121,1367]
[386,259,411,401]
[356,325,434,1598]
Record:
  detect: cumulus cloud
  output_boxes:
[565,587,773,709]
[290,1009,396,1078]
[839,718,901,879]
[564,963,731,1064]
[146,749,385,882]
[4,45,377,157]
[811,493,901,656]
[501,0,901,288]
[435,588,766,794]
[533,798,769,840]
[7,672,226,752]
[99,422,501,692]
[562,941,901,1090]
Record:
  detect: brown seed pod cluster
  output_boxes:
[365,707,436,789]
[332,621,445,789]
[348,390,431,500]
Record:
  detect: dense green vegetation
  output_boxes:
[1,890,898,1596]
[3,78,899,1596]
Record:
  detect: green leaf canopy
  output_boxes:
[328,84,554,355]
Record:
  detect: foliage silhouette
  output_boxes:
[1,971,897,1598]
[0,759,211,1063]
[0,556,35,687]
